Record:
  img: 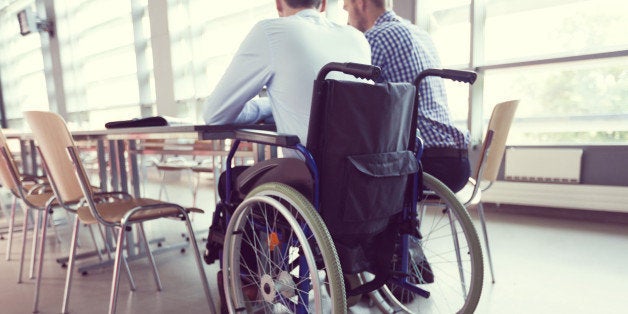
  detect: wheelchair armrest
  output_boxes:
[234,129,301,147]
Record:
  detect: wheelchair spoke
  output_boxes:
[222,183,345,314]
[378,173,483,314]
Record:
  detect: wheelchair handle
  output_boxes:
[414,69,477,86]
[316,62,381,81]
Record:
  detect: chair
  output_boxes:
[455,99,519,283]
[24,111,215,314]
[1,128,137,313]
[155,156,198,201]
[0,128,56,284]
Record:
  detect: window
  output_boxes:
[420,0,628,145]
[55,0,147,129]
[168,0,276,122]
[0,0,48,129]
[485,57,628,145]
[423,0,470,67]
[484,0,628,63]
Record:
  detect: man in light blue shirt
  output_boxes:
[204,3,370,310]
[203,0,371,201]
[203,0,371,146]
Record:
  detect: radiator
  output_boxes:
[504,148,583,184]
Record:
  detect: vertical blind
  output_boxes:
[0,0,48,129]
[167,0,275,121]
[54,0,146,128]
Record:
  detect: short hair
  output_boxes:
[285,0,323,9]
[370,0,387,9]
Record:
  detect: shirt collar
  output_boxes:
[373,10,399,27]
[295,8,321,18]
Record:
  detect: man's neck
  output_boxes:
[283,6,316,17]
[366,8,388,30]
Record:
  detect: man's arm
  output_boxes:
[234,97,273,124]
[202,22,273,125]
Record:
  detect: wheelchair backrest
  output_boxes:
[305,79,418,241]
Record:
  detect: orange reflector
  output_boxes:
[268,232,280,252]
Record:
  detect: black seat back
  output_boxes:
[306,79,418,273]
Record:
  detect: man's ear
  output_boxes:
[276,0,284,16]
[319,0,327,12]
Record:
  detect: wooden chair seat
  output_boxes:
[77,199,203,224]
[22,193,57,208]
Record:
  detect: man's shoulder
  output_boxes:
[366,20,414,45]
[368,19,413,37]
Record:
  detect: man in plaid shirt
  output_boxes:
[344,0,470,192]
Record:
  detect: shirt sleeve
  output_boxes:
[234,96,273,124]
[202,22,273,125]
[365,32,387,83]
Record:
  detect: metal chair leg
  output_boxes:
[186,169,195,202]
[192,172,201,208]
[33,207,51,313]
[62,217,81,314]
[477,202,496,283]
[66,211,82,248]
[182,212,216,313]
[158,171,169,201]
[18,207,29,284]
[447,208,468,298]
[29,209,41,279]
[97,224,113,260]
[111,226,136,291]
[122,254,137,292]
[49,210,63,244]
[108,225,127,314]
[88,224,104,261]
[6,196,17,261]
[138,223,163,291]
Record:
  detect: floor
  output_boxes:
[0,169,627,314]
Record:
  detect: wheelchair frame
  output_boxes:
[214,63,484,313]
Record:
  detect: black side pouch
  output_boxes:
[329,150,418,274]
[342,150,418,227]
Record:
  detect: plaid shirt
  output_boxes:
[365,11,469,149]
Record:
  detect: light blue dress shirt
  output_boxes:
[203,9,371,145]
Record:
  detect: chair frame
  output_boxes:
[24,111,215,314]
[0,146,55,284]
[456,99,519,283]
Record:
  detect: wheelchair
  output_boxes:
[205,63,484,313]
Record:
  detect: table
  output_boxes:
[73,124,275,197]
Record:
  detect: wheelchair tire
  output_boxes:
[222,182,346,314]
[376,173,484,314]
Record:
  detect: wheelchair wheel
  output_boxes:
[378,173,484,314]
[222,182,346,314]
